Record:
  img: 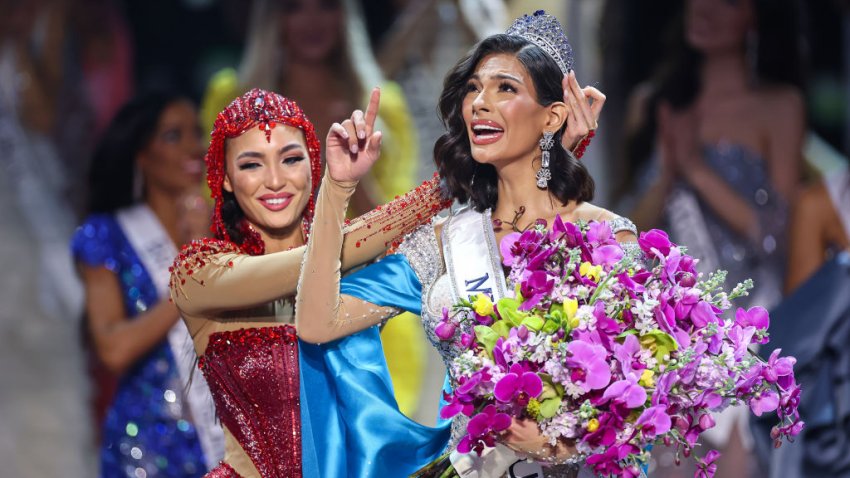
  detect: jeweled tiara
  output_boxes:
[505,10,574,75]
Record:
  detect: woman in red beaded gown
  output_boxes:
[168,88,450,478]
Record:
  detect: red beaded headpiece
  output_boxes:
[206,89,322,255]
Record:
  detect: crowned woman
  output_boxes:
[296,11,635,477]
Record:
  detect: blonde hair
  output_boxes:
[237,0,384,103]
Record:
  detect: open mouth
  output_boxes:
[259,194,294,211]
[471,120,504,145]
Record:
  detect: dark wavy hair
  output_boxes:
[434,34,594,212]
[87,91,186,213]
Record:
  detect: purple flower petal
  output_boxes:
[639,229,672,257]
[500,232,521,267]
[591,244,623,267]
[521,373,543,397]
[491,412,512,431]
[750,389,779,416]
[494,373,519,402]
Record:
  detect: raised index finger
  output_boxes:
[364,87,381,136]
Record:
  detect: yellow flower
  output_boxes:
[579,262,602,282]
[472,293,494,317]
[561,298,581,329]
[639,369,655,388]
[586,418,600,432]
[564,298,578,319]
[526,398,541,418]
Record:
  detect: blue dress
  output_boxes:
[71,215,207,478]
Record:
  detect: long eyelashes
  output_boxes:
[464,81,516,94]
[498,81,516,93]
[236,156,305,171]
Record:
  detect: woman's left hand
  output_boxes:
[502,418,577,462]
[561,71,605,152]
[325,87,383,183]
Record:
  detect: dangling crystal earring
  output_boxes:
[536,131,554,189]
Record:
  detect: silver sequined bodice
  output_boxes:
[396,215,638,478]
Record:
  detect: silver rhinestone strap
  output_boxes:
[609,216,637,236]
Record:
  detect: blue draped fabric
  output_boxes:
[299,253,451,477]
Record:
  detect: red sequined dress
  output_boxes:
[169,175,451,477]
[199,326,301,478]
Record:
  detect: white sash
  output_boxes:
[443,207,509,303]
[443,206,543,477]
[115,205,224,470]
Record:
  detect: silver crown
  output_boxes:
[505,10,574,75]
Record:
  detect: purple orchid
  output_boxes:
[763,349,796,390]
[591,244,624,268]
[562,220,585,248]
[614,334,642,378]
[638,229,673,257]
[440,372,487,419]
[735,307,770,343]
[585,444,633,476]
[457,404,511,454]
[566,340,612,391]
[519,270,555,311]
[586,221,614,245]
[602,378,648,409]
[749,389,780,417]
[459,332,474,348]
[635,405,672,438]
[689,300,719,328]
[695,450,721,478]
[494,363,543,406]
[582,412,622,448]
[500,232,522,267]
[434,320,457,341]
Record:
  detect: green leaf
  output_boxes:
[541,318,560,335]
[491,320,512,338]
[496,297,528,326]
[538,377,561,400]
[474,325,500,357]
[521,316,545,331]
[616,329,638,340]
[640,330,679,362]
[539,397,561,419]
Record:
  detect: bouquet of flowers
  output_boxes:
[420,217,802,478]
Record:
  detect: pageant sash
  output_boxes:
[443,207,509,304]
[442,206,543,477]
[116,205,224,470]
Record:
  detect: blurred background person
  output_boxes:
[785,157,849,292]
[375,0,507,181]
[200,0,430,420]
[71,92,223,478]
[617,0,807,476]
[0,1,92,477]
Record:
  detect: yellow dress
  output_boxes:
[200,69,427,417]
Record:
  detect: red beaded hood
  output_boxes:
[206,89,322,255]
